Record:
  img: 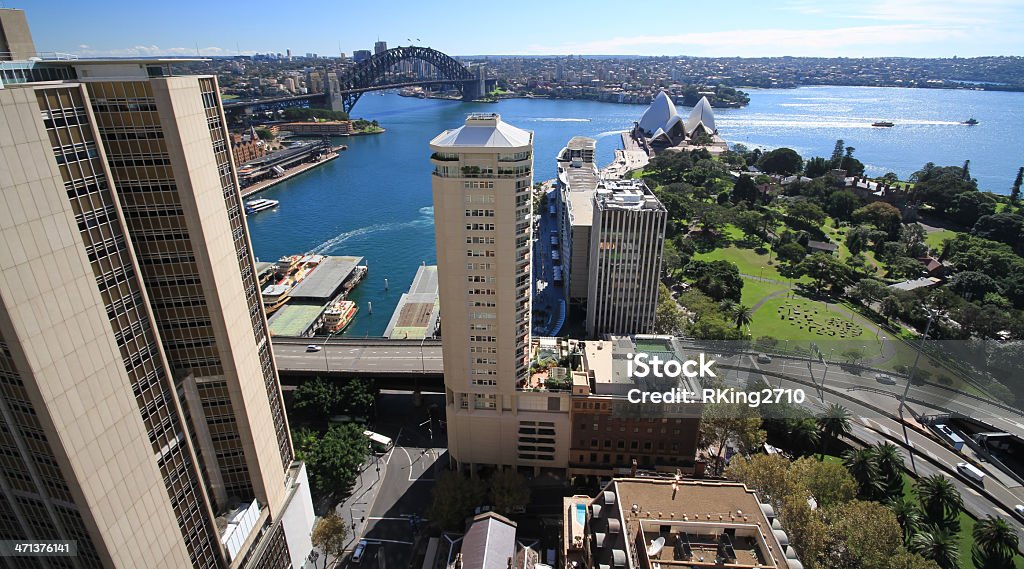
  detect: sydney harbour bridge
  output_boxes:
[222,46,494,119]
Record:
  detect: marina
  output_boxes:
[261,254,368,337]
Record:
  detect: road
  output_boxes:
[272,338,442,375]
[719,353,1024,552]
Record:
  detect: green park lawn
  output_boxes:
[694,245,792,283]
[747,295,884,358]
[740,277,788,307]
[925,227,960,251]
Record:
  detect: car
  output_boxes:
[956,462,986,484]
[1013,504,1024,521]
[351,540,367,564]
[306,344,322,352]
[875,373,896,385]
[756,353,772,364]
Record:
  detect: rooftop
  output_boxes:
[459,513,518,569]
[267,303,324,337]
[430,113,533,149]
[383,265,440,340]
[288,255,363,300]
[567,478,797,569]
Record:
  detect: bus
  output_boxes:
[956,462,986,484]
[363,430,394,453]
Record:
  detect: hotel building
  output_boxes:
[0,11,314,568]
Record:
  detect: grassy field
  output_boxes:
[694,245,793,282]
[747,296,883,357]
[740,277,789,307]
[925,228,960,251]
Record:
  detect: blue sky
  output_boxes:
[14,0,1022,58]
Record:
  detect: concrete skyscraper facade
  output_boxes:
[431,114,571,475]
[586,180,666,337]
[0,14,314,568]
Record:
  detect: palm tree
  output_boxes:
[888,498,922,545]
[972,515,1018,569]
[910,525,960,569]
[732,304,753,330]
[788,418,821,456]
[843,447,882,499]
[873,442,905,501]
[816,403,852,445]
[914,474,963,531]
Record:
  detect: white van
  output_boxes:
[956,462,986,484]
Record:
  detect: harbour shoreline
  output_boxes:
[240,146,344,199]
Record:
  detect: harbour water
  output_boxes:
[245,87,1024,337]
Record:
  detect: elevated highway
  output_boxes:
[272,337,443,390]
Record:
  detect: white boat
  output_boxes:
[245,198,279,214]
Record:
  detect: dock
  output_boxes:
[266,255,365,337]
[383,265,440,340]
[239,142,345,199]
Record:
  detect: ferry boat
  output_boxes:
[245,198,279,214]
[962,118,979,125]
[871,121,895,127]
[260,254,324,315]
[322,300,358,334]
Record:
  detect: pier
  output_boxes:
[239,141,345,199]
[383,265,440,340]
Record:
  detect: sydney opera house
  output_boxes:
[634,91,727,152]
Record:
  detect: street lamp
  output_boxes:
[323,327,342,373]
[899,307,936,474]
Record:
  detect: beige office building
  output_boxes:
[0,14,314,568]
[430,114,570,476]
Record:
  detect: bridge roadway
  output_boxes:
[272,337,442,384]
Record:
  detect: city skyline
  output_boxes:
[11,0,1024,59]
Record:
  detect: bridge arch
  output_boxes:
[337,46,479,112]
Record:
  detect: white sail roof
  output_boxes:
[638,91,678,134]
[684,96,716,134]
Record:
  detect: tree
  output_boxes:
[787,418,822,456]
[830,139,846,168]
[949,270,1001,300]
[427,470,488,531]
[759,147,804,175]
[789,457,858,508]
[776,241,807,264]
[700,401,766,475]
[311,513,348,568]
[873,442,906,501]
[732,174,759,204]
[488,469,530,516]
[731,304,753,331]
[683,259,744,302]
[296,423,372,495]
[798,253,851,295]
[889,498,923,545]
[735,210,764,241]
[972,212,1024,249]
[971,515,1019,569]
[853,201,903,236]
[887,551,942,569]
[854,278,889,304]
[293,377,343,423]
[826,190,862,221]
[914,475,963,530]
[725,454,797,512]
[654,283,688,335]
[337,378,377,418]
[816,404,852,448]
[909,526,960,569]
[782,493,828,565]
[1011,166,1023,204]
[912,163,978,215]
[843,447,883,499]
[786,199,827,227]
[818,500,905,569]
[805,156,831,178]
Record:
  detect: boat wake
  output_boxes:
[525,117,591,122]
[595,130,627,138]
[312,208,434,255]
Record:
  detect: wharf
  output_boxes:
[600,131,651,180]
[383,265,440,340]
[266,255,365,337]
[240,145,344,199]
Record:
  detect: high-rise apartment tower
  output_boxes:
[431,114,572,474]
[0,12,314,568]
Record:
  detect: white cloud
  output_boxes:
[522,24,970,56]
